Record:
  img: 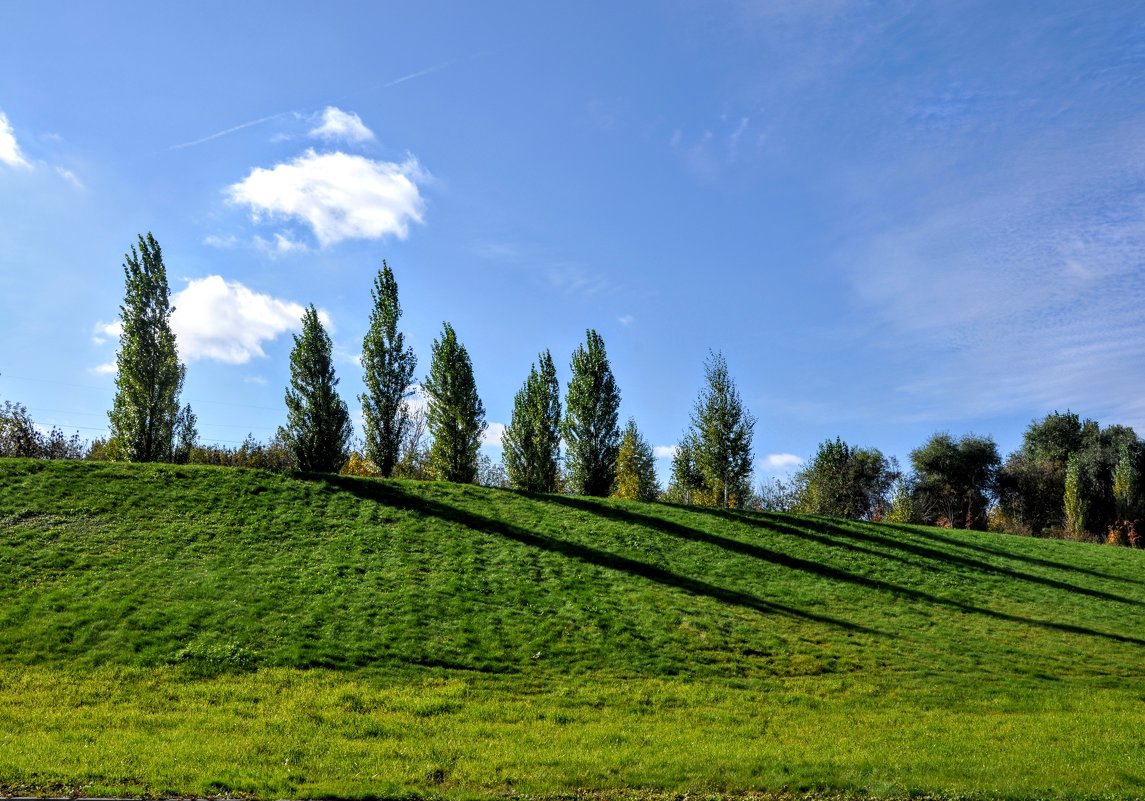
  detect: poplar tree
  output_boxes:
[1063,452,1087,539]
[108,232,194,462]
[613,417,659,502]
[360,261,417,477]
[563,329,621,496]
[279,305,352,473]
[688,350,756,508]
[502,349,561,493]
[425,322,486,483]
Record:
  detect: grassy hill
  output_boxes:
[1,459,1144,800]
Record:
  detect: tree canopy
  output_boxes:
[360,261,417,478]
[502,350,562,493]
[794,437,895,520]
[563,330,621,497]
[683,351,756,508]
[613,417,660,502]
[108,232,194,462]
[278,305,353,473]
[910,432,1000,530]
[425,322,486,484]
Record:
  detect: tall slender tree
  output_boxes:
[563,329,621,496]
[613,417,659,502]
[687,350,756,508]
[278,305,352,473]
[359,261,417,477]
[425,322,486,483]
[108,232,194,462]
[502,349,562,492]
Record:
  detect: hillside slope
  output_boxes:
[2,458,1143,680]
[2,459,1145,800]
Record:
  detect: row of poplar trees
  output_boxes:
[105,234,757,507]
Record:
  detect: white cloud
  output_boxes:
[253,232,309,257]
[618,314,635,326]
[169,275,311,364]
[309,107,375,143]
[55,166,83,189]
[226,149,427,247]
[0,110,31,169]
[203,234,238,249]
[91,320,123,345]
[482,422,506,447]
[90,362,116,376]
[653,445,678,459]
[762,453,804,472]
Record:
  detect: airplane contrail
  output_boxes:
[166,112,288,152]
[379,61,452,89]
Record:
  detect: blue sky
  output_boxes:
[2,1,1144,483]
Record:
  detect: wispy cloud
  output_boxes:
[254,232,309,258]
[0,110,31,169]
[474,240,612,298]
[54,166,83,189]
[309,107,375,143]
[840,110,1145,431]
[226,149,428,247]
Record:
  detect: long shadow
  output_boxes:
[700,507,1144,609]
[544,495,1145,648]
[313,475,884,637]
[877,521,1145,588]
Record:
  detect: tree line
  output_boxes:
[1,233,754,508]
[2,232,1141,547]
[761,417,1144,546]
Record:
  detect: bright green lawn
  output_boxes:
[1,459,1144,799]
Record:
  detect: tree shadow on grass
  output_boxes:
[543,495,1145,649]
[875,521,1145,588]
[310,475,885,638]
[733,512,1145,609]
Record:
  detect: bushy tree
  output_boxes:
[393,402,432,480]
[613,417,659,502]
[108,232,194,462]
[999,411,1145,539]
[0,400,86,459]
[563,330,621,496]
[998,411,1095,535]
[910,432,1000,529]
[0,399,40,457]
[359,261,417,478]
[794,437,895,520]
[278,305,353,473]
[884,475,916,524]
[684,351,756,508]
[757,475,799,512]
[425,322,486,484]
[502,350,561,493]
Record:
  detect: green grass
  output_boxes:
[1,459,1144,799]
